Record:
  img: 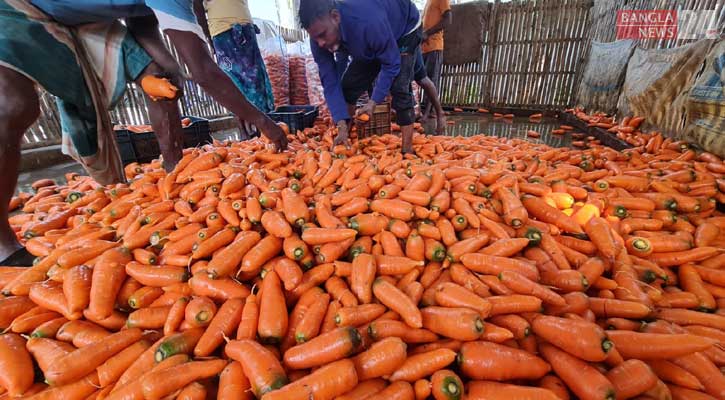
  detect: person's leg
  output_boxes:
[413,48,427,121]
[390,46,418,154]
[417,77,446,135]
[136,62,184,172]
[423,50,443,119]
[0,66,41,263]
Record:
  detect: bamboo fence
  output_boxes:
[438,0,594,110]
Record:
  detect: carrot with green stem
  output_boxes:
[283,233,309,261]
[532,315,612,361]
[239,235,283,273]
[430,370,463,400]
[224,339,288,397]
[421,307,484,341]
[30,317,68,338]
[154,328,205,363]
[458,341,550,381]
[205,231,260,279]
[127,286,164,309]
[540,342,616,400]
[194,297,244,356]
[497,187,528,228]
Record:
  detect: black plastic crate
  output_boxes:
[114,116,212,165]
[115,130,137,165]
[268,105,319,134]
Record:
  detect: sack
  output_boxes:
[685,40,725,156]
[288,42,310,105]
[575,40,636,114]
[305,52,330,119]
[617,40,711,135]
[260,36,290,108]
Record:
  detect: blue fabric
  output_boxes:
[212,23,275,113]
[29,0,196,25]
[311,0,419,122]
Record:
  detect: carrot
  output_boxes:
[656,308,725,330]
[486,294,542,316]
[434,282,491,317]
[240,235,283,273]
[284,326,361,370]
[191,226,236,259]
[302,227,358,245]
[188,274,250,301]
[335,304,386,327]
[679,264,716,311]
[127,286,164,309]
[154,328,204,362]
[588,297,652,319]
[351,254,376,304]
[532,315,612,361]
[0,333,34,397]
[294,291,330,343]
[498,270,566,306]
[365,381,415,400]
[45,328,143,385]
[607,330,716,359]
[352,337,407,381]
[671,352,725,399]
[283,233,309,261]
[461,253,539,281]
[370,199,415,221]
[261,210,293,238]
[140,75,178,99]
[87,247,132,319]
[389,348,457,382]
[466,381,560,400]
[428,370,462,400]
[258,270,288,343]
[421,307,484,341]
[540,342,616,400]
[522,196,583,234]
[261,358,358,400]
[373,278,422,328]
[30,317,68,338]
[140,358,227,399]
[218,361,253,400]
[195,297,244,356]
[225,339,288,397]
[335,379,387,400]
[647,359,704,391]
[96,339,150,387]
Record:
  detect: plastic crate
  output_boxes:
[115,116,212,165]
[114,130,137,165]
[358,102,391,137]
[268,105,319,134]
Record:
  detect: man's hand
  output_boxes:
[333,120,351,147]
[260,119,288,152]
[357,99,376,121]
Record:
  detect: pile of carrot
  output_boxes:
[566,108,649,147]
[3,120,725,400]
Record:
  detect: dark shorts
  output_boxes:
[423,50,443,89]
[341,27,423,126]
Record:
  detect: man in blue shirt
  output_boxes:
[299,0,422,154]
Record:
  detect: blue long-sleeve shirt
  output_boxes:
[311,0,420,123]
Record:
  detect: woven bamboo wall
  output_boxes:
[438,0,594,110]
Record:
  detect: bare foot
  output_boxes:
[436,116,446,135]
